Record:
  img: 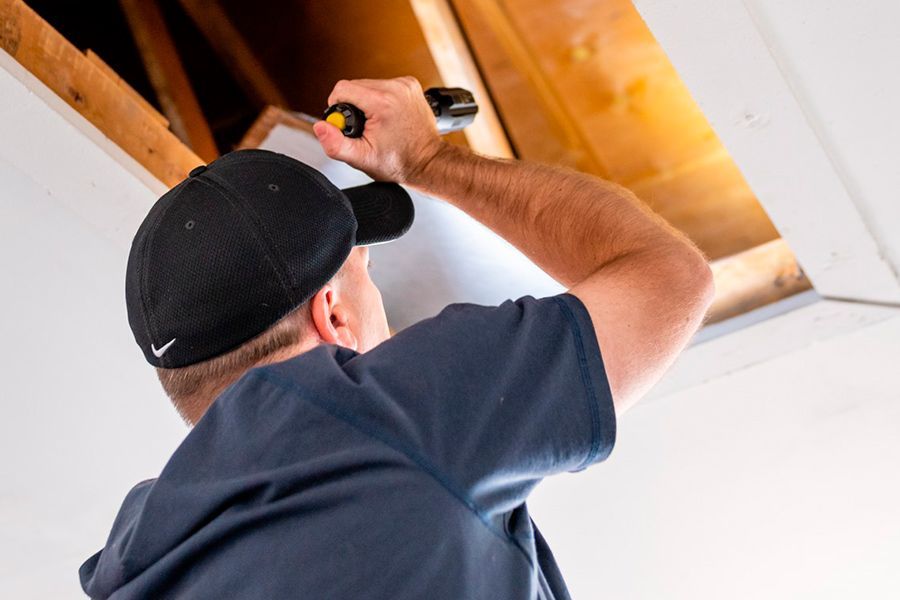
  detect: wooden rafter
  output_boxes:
[119,0,218,162]
[408,0,513,158]
[238,106,314,149]
[85,49,170,129]
[0,0,201,187]
[177,0,289,109]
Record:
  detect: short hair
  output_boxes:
[155,301,313,422]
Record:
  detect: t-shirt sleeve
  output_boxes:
[342,292,616,512]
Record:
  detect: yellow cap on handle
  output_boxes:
[325,111,346,131]
[323,102,366,137]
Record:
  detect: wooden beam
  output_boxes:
[708,238,811,324]
[0,0,201,187]
[84,49,169,129]
[450,0,606,173]
[628,151,779,260]
[119,0,218,162]
[238,106,315,149]
[177,0,289,109]
[408,0,512,158]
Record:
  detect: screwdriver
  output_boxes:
[323,87,479,138]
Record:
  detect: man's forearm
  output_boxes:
[405,142,702,288]
[316,77,713,411]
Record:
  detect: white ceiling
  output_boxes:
[747,0,900,272]
[530,307,900,599]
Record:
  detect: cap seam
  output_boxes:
[193,174,296,304]
[213,153,356,222]
[212,151,363,248]
[201,158,355,297]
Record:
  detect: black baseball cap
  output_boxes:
[125,149,414,368]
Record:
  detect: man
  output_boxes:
[80,77,712,599]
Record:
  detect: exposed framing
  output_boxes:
[119,0,218,161]
[177,0,289,109]
[0,0,201,187]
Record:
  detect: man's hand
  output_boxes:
[314,77,444,183]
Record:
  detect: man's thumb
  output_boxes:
[313,121,349,161]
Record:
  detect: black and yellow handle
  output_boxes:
[323,87,478,138]
[323,103,367,138]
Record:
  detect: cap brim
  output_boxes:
[342,182,415,246]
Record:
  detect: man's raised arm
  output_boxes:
[314,77,714,414]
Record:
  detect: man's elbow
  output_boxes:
[659,244,715,318]
[691,251,715,304]
[679,248,715,317]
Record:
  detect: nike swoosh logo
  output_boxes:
[151,338,177,358]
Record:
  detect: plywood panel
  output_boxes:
[629,154,779,259]
[505,0,721,183]
[450,0,599,171]
[450,0,780,259]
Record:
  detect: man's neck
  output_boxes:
[183,339,323,426]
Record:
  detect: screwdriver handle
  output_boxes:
[323,87,478,138]
[322,103,366,137]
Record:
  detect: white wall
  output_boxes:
[531,310,900,599]
[0,160,186,597]
[0,53,186,598]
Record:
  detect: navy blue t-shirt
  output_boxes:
[80,293,616,599]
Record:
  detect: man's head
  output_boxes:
[126,150,412,425]
[156,245,389,424]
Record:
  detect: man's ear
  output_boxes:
[309,285,358,351]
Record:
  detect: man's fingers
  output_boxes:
[396,76,423,94]
[314,120,355,162]
[326,77,421,110]
[327,79,387,112]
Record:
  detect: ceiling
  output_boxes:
[28,0,783,263]
[18,0,810,323]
